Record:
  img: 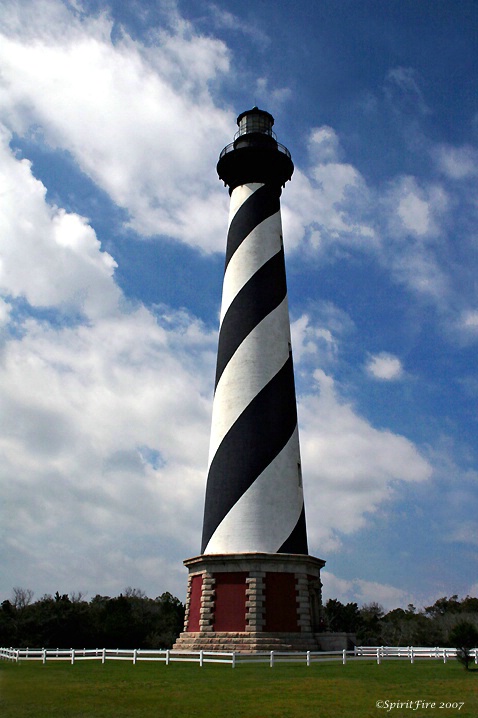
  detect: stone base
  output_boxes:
[176,552,326,653]
[173,630,321,653]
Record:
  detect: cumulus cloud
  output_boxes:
[0,127,119,318]
[1,301,218,597]
[290,303,355,379]
[299,368,432,554]
[282,126,377,253]
[0,90,216,597]
[0,0,470,325]
[307,126,342,164]
[366,352,404,381]
[374,175,454,304]
[385,176,448,239]
[434,144,478,180]
[291,314,339,366]
[0,128,433,598]
[0,0,232,251]
[321,572,421,611]
[0,0,472,606]
[461,310,478,332]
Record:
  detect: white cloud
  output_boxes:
[461,309,478,332]
[0,108,216,599]
[386,176,448,239]
[291,314,338,366]
[398,191,430,235]
[0,0,232,252]
[291,304,355,373]
[0,0,473,608]
[282,128,377,253]
[1,304,217,598]
[445,520,478,547]
[208,3,270,47]
[299,369,432,554]
[0,126,119,318]
[321,572,419,611]
[385,66,430,116]
[376,176,453,304]
[308,126,341,164]
[0,136,432,598]
[366,352,404,381]
[434,144,478,180]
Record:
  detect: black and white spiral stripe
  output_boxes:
[201,182,308,555]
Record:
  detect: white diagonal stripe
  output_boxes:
[208,296,291,466]
[204,427,303,554]
[220,213,282,323]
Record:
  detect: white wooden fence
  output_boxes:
[1,645,477,667]
[354,646,478,664]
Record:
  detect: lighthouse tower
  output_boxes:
[174,108,325,652]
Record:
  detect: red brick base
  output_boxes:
[174,552,325,653]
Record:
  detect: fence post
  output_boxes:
[232,652,236,669]
[376,647,381,665]
[475,648,477,665]
[342,649,347,665]
[410,648,414,664]
[306,650,310,667]
[166,649,170,666]
[42,649,47,665]
[270,651,274,668]
[199,650,204,667]
[443,649,447,664]
[133,649,137,665]
[71,648,75,665]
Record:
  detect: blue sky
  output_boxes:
[1,0,477,611]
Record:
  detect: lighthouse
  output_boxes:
[174,108,325,652]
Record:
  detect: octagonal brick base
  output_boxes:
[173,552,325,653]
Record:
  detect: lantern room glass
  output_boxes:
[237,110,274,137]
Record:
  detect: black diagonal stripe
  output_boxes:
[278,505,308,554]
[201,354,298,553]
[215,249,287,389]
[225,184,280,270]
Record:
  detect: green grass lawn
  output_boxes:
[1,658,477,718]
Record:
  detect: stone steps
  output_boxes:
[172,631,321,653]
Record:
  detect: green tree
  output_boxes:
[323,599,360,633]
[448,621,478,670]
[424,595,461,618]
[357,603,384,645]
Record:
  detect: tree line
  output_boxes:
[323,595,478,659]
[0,587,185,649]
[1,588,477,659]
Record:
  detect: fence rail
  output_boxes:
[354,646,478,664]
[1,645,477,668]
